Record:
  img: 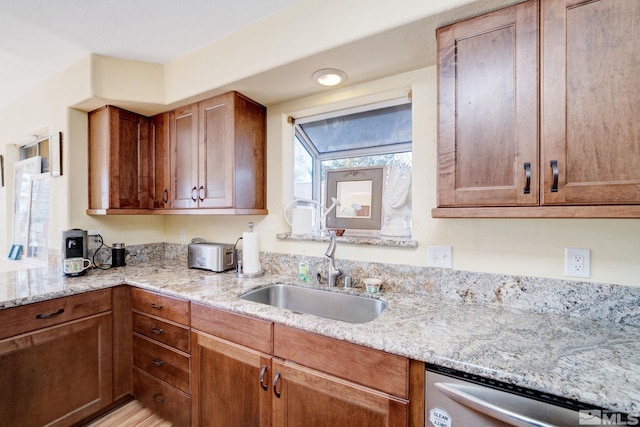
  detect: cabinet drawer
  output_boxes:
[133,335,190,394]
[133,368,191,427]
[191,303,272,354]
[0,289,112,340]
[132,312,190,353]
[274,324,409,398]
[131,288,189,325]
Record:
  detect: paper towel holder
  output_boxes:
[235,222,265,279]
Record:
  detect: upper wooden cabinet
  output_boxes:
[170,92,267,211]
[540,0,640,206]
[150,112,171,209]
[88,106,151,210]
[169,103,199,209]
[434,0,640,218]
[436,0,538,208]
[88,91,267,215]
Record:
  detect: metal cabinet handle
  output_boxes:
[162,189,168,204]
[152,358,165,367]
[191,186,198,202]
[199,185,205,202]
[150,326,164,335]
[150,303,163,310]
[273,371,281,398]
[259,365,268,390]
[36,308,65,319]
[523,162,531,194]
[152,393,165,403]
[550,160,559,193]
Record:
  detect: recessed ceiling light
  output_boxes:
[312,68,347,86]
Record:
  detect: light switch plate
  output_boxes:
[427,245,452,269]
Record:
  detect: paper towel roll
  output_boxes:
[242,231,261,274]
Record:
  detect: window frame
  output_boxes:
[293,96,412,211]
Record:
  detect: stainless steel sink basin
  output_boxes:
[240,284,386,323]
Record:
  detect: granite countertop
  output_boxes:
[1,261,638,416]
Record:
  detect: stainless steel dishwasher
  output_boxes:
[425,364,627,427]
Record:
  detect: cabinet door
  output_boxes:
[150,112,171,209]
[0,313,113,427]
[541,0,640,205]
[437,0,538,207]
[272,359,408,427]
[170,104,200,208]
[89,106,151,209]
[199,94,234,208]
[192,331,272,427]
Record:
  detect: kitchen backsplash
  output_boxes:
[69,242,640,327]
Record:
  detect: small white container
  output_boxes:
[363,278,382,293]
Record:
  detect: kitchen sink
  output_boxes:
[239,284,387,323]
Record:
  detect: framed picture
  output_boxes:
[325,166,385,230]
[8,244,22,260]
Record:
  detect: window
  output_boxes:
[12,136,51,264]
[293,97,412,234]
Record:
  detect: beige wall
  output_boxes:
[0,0,638,286]
[165,68,640,286]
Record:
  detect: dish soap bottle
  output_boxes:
[298,251,310,282]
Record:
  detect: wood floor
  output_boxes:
[86,400,172,427]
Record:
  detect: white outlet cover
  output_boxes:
[565,248,590,278]
[427,245,453,269]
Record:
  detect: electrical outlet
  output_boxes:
[427,245,453,268]
[179,229,187,242]
[88,230,102,249]
[565,248,590,278]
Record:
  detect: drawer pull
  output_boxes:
[259,365,268,390]
[152,358,165,367]
[152,393,165,403]
[273,371,281,398]
[191,186,198,202]
[35,308,65,319]
[150,303,163,310]
[550,160,559,193]
[523,162,531,194]
[199,185,205,202]
[150,326,164,335]
[162,189,168,204]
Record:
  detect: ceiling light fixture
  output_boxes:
[312,68,347,86]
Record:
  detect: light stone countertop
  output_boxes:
[1,260,638,417]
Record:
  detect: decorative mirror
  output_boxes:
[325,166,385,230]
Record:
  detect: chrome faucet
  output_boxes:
[325,231,342,286]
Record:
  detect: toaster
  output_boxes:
[188,241,236,272]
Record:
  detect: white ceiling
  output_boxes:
[0,0,300,109]
[0,0,522,112]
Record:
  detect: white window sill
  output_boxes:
[276,232,417,248]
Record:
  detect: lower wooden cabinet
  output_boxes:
[131,288,191,427]
[133,368,191,427]
[272,358,409,427]
[190,304,413,427]
[0,312,113,427]
[191,330,272,426]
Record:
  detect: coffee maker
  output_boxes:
[62,229,88,276]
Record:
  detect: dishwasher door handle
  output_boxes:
[435,382,556,427]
